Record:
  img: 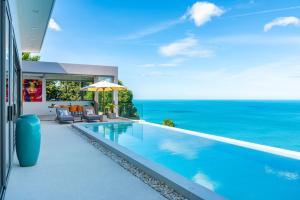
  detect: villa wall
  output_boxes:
[23,101,92,116]
[22,77,93,116]
[21,61,119,116]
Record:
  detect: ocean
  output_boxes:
[133,100,300,152]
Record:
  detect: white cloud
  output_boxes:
[120,2,224,40]
[264,16,300,32]
[182,2,225,27]
[160,140,198,159]
[159,37,213,58]
[229,5,300,18]
[140,63,170,68]
[265,166,299,181]
[137,57,300,99]
[186,58,300,99]
[159,139,213,159]
[141,71,170,77]
[193,172,217,191]
[159,63,179,67]
[119,20,181,40]
[139,64,156,68]
[232,0,256,10]
[209,34,300,45]
[48,18,61,31]
[139,58,185,68]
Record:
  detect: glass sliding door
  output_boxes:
[8,19,15,170]
[0,0,4,196]
[4,8,10,180]
[12,47,21,151]
[1,1,15,197]
[4,3,13,183]
[0,0,20,198]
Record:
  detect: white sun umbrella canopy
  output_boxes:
[80,81,126,113]
[80,81,126,92]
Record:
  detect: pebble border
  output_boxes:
[72,127,189,200]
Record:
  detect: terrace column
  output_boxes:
[113,77,119,117]
[94,77,99,114]
[42,78,46,102]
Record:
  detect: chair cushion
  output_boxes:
[85,115,100,120]
[57,109,69,116]
[69,105,78,112]
[85,108,95,115]
[58,115,74,121]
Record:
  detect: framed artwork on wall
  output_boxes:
[23,79,42,102]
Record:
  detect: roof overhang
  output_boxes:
[16,0,55,52]
[22,61,118,77]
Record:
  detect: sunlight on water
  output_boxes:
[83,122,300,200]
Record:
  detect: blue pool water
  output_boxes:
[82,122,300,200]
[134,100,300,152]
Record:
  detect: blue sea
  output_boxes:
[133,100,300,152]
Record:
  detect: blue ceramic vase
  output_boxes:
[16,114,41,167]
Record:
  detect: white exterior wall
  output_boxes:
[23,77,92,116]
[23,100,92,116]
[22,61,118,116]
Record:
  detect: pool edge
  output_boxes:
[139,121,300,160]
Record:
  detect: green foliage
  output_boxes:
[59,81,81,101]
[22,52,30,60]
[46,80,93,101]
[98,91,113,112]
[46,80,60,101]
[81,81,94,100]
[163,119,175,127]
[105,103,117,113]
[83,91,93,101]
[117,80,139,119]
[22,52,41,61]
[45,78,139,119]
[98,80,139,119]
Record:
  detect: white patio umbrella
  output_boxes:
[80,81,126,113]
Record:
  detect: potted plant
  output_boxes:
[105,103,117,119]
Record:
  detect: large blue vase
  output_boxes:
[16,114,41,167]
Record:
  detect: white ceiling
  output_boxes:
[17,0,55,52]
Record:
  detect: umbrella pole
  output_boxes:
[102,89,105,114]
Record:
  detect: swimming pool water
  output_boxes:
[82,122,300,200]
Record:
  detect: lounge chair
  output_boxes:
[83,106,101,122]
[56,108,74,123]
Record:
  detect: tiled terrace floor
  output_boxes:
[5,121,165,200]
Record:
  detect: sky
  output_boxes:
[40,0,300,99]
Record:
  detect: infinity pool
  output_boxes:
[80,122,300,200]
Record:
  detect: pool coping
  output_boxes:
[72,123,226,200]
[138,121,300,160]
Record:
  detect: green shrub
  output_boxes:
[117,80,139,119]
[105,103,117,114]
[163,119,175,127]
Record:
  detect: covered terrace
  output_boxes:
[22,61,118,117]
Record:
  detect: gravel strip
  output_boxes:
[72,127,189,200]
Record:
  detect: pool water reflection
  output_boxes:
[83,122,300,200]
